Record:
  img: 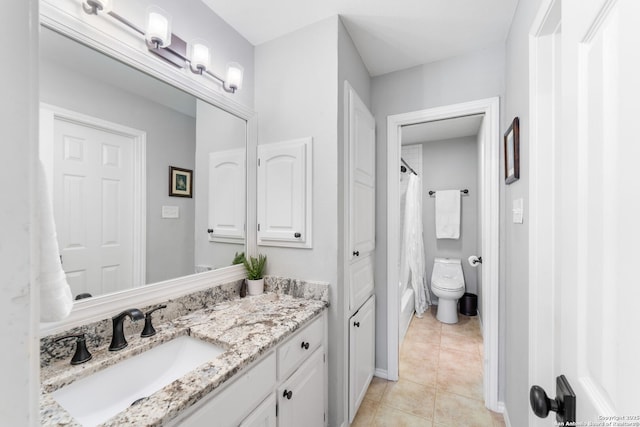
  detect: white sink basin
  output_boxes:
[52,335,224,426]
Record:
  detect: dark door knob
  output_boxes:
[354,321,360,327]
[530,375,576,423]
[207,228,213,233]
[283,389,293,400]
[294,232,301,238]
[301,341,309,350]
[353,250,360,256]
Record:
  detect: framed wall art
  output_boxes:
[169,166,193,197]
[504,117,520,184]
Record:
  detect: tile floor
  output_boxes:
[352,308,506,427]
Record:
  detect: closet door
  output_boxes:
[257,138,312,248]
[349,295,375,423]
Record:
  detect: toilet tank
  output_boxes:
[432,258,464,282]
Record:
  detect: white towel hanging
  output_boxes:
[38,160,73,322]
[435,190,461,239]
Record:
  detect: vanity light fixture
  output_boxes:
[81,0,243,93]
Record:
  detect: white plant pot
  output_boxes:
[247,278,264,296]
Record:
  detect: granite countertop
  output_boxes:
[40,293,327,426]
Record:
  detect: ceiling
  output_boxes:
[401,114,483,145]
[201,0,518,76]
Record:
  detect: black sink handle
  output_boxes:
[55,333,93,365]
[140,305,167,338]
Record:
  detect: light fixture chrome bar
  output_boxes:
[82,1,240,94]
[107,10,145,36]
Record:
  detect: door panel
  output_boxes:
[562,0,640,419]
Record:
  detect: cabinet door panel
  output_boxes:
[278,348,324,427]
[208,149,245,242]
[239,394,276,427]
[257,138,312,248]
[349,295,375,423]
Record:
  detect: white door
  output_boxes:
[530,0,640,423]
[51,118,135,298]
[257,138,312,248]
[208,149,245,242]
[277,348,325,427]
[349,295,375,423]
[348,86,376,259]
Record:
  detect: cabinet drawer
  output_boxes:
[179,352,276,427]
[277,315,323,381]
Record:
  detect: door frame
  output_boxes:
[39,103,147,290]
[386,97,501,411]
[528,0,561,425]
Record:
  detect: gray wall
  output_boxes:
[194,100,246,270]
[40,55,197,286]
[371,43,505,374]
[502,0,543,424]
[0,0,39,423]
[418,136,478,300]
[255,17,343,426]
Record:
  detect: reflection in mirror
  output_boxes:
[39,27,246,300]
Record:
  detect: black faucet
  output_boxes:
[109,308,144,351]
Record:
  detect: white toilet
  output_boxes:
[431,257,466,324]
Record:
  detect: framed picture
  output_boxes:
[504,117,520,184]
[169,166,193,198]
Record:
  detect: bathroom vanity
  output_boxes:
[40,289,328,426]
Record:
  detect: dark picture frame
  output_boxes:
[504,117,520,185]
[169,166,193,198]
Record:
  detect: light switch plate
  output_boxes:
[512,198,524,224]
[162,205,179,219]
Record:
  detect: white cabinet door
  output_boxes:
[348,86,375,259]
[278,347,325,427]
[349,295,375,423]
[208,149,246,242]
[257,138,312,248]
[239,394,276,427]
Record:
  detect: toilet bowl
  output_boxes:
[431,257,466,324]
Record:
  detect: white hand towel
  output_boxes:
[39,160,73,322]
[435,190,461,239]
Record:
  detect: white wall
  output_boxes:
[502,0,543,424]
[0,0,39,424]
[371,43,505,373]
[194,100,246,270]
[40,54,198,285]
[419,136,479,299]
[255,17,343,425]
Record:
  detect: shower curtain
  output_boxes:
[400,173,431,317]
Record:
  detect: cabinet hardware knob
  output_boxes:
[283,389,293,400]
[294,232,301,238]
[207,228,213,233]
[354,321,360,327]
[353,250,360,256]
[301,341,309,350]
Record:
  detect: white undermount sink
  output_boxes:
[52,335,224,427]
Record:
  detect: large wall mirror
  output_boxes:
[39,20,254,332]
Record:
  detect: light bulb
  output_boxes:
[145,7,172,48]
[226,62,244,91]
[190,41,210,72]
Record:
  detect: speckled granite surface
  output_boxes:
[264,276,330,303]
[40,293,327,426]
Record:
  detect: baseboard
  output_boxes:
[374,368,388,380]
[502,404,512,427]
[478,310,484,334]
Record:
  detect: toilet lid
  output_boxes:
[432,277,464,292]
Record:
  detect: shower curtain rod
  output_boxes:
[400,158,418,175]
[428,189,469,197]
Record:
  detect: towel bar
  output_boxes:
[428,189,469,197]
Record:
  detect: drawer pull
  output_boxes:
[353,250,360,256]
[301,341,310,350]
[283,389,293,400]
[354,321,360,328]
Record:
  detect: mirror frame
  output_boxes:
[40,1,257,335]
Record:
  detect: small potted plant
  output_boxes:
[243,254,267,296]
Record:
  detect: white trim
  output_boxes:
[528,1,561,426]
[386,97,500,411]
[374,368,389,380]
[39,2,257,335]
[503,405,512,427]
[39,103,147,290]
[40,264,246,336]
